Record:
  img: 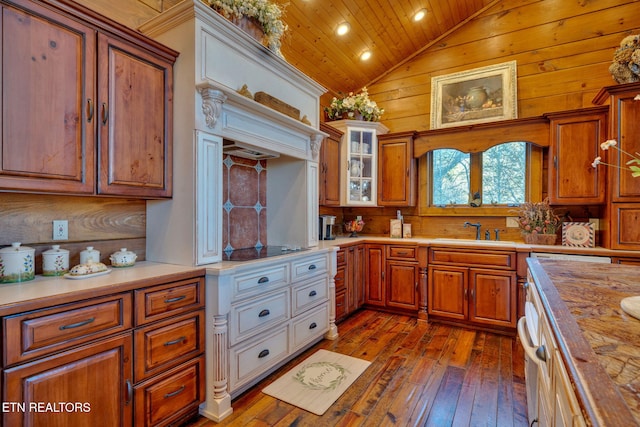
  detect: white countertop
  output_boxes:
[0,261,205,315]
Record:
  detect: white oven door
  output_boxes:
[518,302,544,426]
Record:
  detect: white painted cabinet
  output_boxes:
[328,120,389,206]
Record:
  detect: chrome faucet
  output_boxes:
[463,221,482,240]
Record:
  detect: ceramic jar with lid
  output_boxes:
[80,246,100,264]
[0,242,35,283]
[42,245,70,276]
[109,248,137,267]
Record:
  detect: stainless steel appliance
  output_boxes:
[319,215,336,240]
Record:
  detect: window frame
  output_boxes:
[418,143,543,216]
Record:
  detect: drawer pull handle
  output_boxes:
[164,295,186,303]
[397,251,409,255]
[164,336,186,346]
[309,290,317,297]
[258,309,270,318]
[59,317,95,330]
[308,264,317,270]
[258,276,269,284]
[309,322,317,329]
[164,385,185,399]
[258,349,270,358]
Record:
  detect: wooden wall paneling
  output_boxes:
[0,193,146,272]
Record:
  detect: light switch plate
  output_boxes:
[53,220,68,240]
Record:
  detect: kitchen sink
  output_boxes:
[431,238,517,245]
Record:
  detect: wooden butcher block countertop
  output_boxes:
[527,258,640,426]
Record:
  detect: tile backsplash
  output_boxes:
[222,155,267,251]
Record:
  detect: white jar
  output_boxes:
[109,248,137,268]
[42,245,70,276]
[0,242,35,283]
[80,246,100,264]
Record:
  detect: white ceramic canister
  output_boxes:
[42,245,70,276]
[109,248,137,267]
[79,246,101,264]
[0,242,35,283]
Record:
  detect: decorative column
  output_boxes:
[417,245,429,322]
[325,247,339,339]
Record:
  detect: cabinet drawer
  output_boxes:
[134,356,205,427]
[292,277,328,316]
[229,326,289,392]
[4,293,132,365]
[335,290,347,320]
[335,265,346,292]
[292,255,327,281]
[387,245,417,261]
[134,310,204,382]
[229,290,290,345]
[135,277,204,325]
[429,248,515,269]
[336,249,346,265]
[292,303,328,350]
[232,263,289,299]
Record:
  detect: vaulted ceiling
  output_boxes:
[277,0,496,96]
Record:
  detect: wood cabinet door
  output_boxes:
[428,265,467,320]
[364,244,385,307]
[319,123,341,206]
[386,261,419,311]
[3,334,133,427]
[610,203,640,250]
[97,33,173,198]
[610,89,640,202]
[469,268,516,327]
[0,2,96,194]
[377,132,416,206]
[548,108,607,204]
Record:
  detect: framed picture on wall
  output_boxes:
[430,60,518,129]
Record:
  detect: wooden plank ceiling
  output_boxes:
[277,0,496,95]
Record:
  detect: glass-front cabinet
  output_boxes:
[329,120,389,206]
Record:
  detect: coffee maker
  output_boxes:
[319,215,336,240]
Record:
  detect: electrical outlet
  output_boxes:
[506,217,520,228]
[53,220,68,240]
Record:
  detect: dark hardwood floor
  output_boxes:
[185,309,528,426]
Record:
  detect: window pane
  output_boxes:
[482,142,526,205]
[432,149,470,205]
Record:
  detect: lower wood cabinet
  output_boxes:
[3,334,134,427]
[336,244,364,321]
[364,243,419,315]
[1,270,206,427]
[427,247,517,330]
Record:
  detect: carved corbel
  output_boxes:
[198,87,227,129]
[310,133,324,160]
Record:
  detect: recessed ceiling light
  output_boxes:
[336,22,350,36]
[360,50,372,61]
[413,8,427,22]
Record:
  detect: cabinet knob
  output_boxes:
[258,309,270,318]
[308,264,317,270]
[101,102,109,125]
[309,322,317,329]
[87,99,94,123]
[258,349,270,358]
[258,276,269,284]
[309,290,317,297]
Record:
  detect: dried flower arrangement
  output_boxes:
[512,198,560,238]
[324,87,384,122]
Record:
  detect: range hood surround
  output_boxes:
[143,0,327,269]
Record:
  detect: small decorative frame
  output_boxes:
[430,60,518,129]
[562,222,595,248]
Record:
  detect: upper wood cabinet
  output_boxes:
[546,107,607,205]
[319,123,342,206]
[377,131,417,206]
[0,0,177,198]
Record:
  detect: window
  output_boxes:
[422,141,541,215]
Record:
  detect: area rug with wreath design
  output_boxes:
[262,349,371,415]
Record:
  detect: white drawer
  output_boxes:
[292,303,328,350]
[291,277,328,316]
[229,290,289,345]
[229,325,289,392]
[232,264,289,299]
[291,255,327,281]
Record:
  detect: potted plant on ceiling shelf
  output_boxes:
[203,0,288,57]
[513,198,561,245]
[324,87,385,122]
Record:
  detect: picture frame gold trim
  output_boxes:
[430,61,518,129]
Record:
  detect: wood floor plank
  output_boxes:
[185,310,527,427]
